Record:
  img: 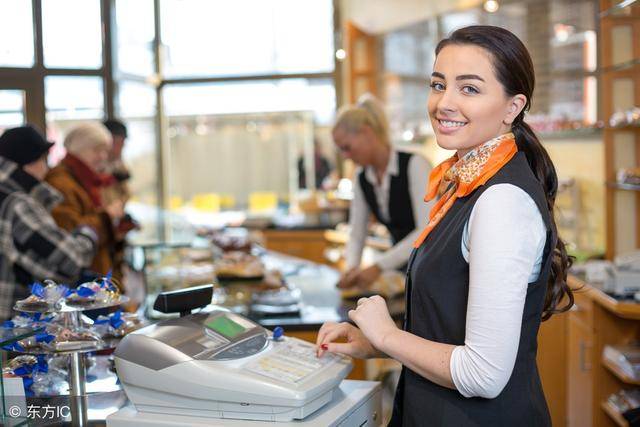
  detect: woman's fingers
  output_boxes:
[323,342,358,357]
[316,321,337,350]
[316,323,351,357]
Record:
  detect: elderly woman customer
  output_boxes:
[46,122,125,279]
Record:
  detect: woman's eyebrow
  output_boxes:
[456,74,485,82]
[430,71,485,82]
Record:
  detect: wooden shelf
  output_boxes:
[605,125,640,131]
[569,277,640,320]
[602,401,630,427]
[602,58,640,73]
[602,356,640,385]
[606,181,640,191]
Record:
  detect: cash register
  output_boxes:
[108,285,381,426]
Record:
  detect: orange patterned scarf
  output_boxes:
[413,132,517,248]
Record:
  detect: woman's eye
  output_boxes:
[461,85,479,94]
[430,82,445,91]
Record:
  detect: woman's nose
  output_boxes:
[435,89,457,115]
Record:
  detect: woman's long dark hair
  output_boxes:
[435,25,574,320]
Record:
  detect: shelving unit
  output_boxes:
[600,0,640,260]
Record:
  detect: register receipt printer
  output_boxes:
[113,285,353,422]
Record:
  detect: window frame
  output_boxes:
[0,0,341,242]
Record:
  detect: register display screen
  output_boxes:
[206,316,247,339]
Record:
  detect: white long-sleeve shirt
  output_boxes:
[345,149,433,271]
[450,183,547,399]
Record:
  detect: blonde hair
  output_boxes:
[64,122,112,155]
[333,93,391,147]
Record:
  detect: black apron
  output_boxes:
[359,151,416,245]
[389,152,554,426]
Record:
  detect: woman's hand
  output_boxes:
[315,321,380,359]
[337,264,382,289]
[349,295,398,351]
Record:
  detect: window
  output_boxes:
[163,79,336,124]
[42,0,103,69]
[160,0,334,77]
[0,0,34,67]
[116,81,160,241]
[115,0,155,77]
[45,76,104,164]
[0,90,26,134]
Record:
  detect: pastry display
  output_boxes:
[93,309,145,338]
[15,281,69,311]
[2,354,50,397]
[340,270,406,300]
[146,263,216,291]
[215,251,265,279]
[47,326,101,351]
[210,233,253,252]
[65,276,121,307]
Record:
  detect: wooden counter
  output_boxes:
[538,276,640,427]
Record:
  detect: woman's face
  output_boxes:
[427,44,525,157]
[75,140,112,173]
[332,125,376,166]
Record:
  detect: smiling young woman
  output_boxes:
[317,25,573,426]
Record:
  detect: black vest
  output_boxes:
[390,152,554,426]
[358,151,416,245]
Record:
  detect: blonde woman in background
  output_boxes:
[46,122,125,279]
[333,94,433,289]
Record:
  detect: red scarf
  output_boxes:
[63,153,115,207]
[414,133,518,248]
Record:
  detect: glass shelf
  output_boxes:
[0,326,45,348]
[600,0,639,18]
[607,181,640,191]
[601,58,640,74]
[538,128,603,140]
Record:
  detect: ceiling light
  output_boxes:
[484,0,499,13]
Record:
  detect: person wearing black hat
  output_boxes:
[0,125,98,320]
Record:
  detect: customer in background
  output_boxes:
[297,139,333,190]
[102,119,131,205]
[46,122,124,280]
[333,93,433,289]
[102,119,139,280]
[0,126,97,320]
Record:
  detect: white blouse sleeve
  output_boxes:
[344,168,370,270]
[449,184,547,399]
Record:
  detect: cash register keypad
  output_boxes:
[244,339,336,384]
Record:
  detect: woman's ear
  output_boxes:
[360,124,376,142]
[504,94,527,125]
